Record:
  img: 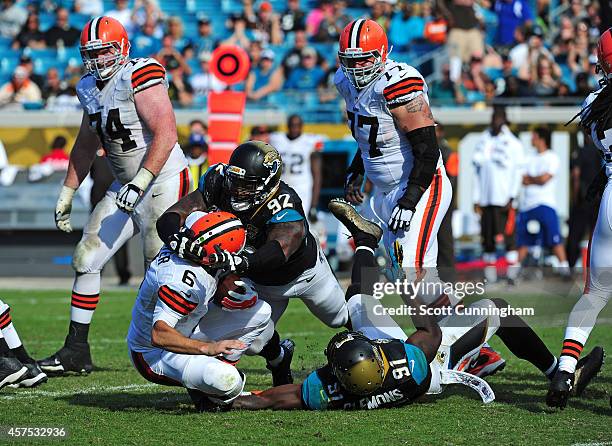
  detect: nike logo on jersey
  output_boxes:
[275,211,289,221]
[152,192,163,198]
[305,275,315,283]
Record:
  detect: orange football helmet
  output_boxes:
[80,16,130,81]
[597,28,612,81]
[185,210,246,259]
[338,19,388,89]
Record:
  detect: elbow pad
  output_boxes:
[156,212,181,245]
[244,240,287,273]
[398,126,440,210]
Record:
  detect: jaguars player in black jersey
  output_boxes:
[231,199,603,411]
[156,141,348,387]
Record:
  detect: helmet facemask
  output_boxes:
[80,39,129,81]
[338,48,385,89]
[225,163,279,213]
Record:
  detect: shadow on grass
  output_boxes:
[57,391,197,413]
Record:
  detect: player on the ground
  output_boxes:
[335,19,504,377]
[156,141,349,386]
[0,298,47,389]
[269,114,323,220]
[232,199,604,411]
[547,28,612,409]
[39,16,190,376]
[128,210,273,411]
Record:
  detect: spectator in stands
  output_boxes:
[389,2,426,51]
[246,49,280,102]
[40,136,69,171]
[167,16,191,54]
[567,20,591,75]
[494,0,533,46]
[423,3,449,46]
[285,46,326,90]
[0,0,27,39]
[281,30,325,79]
[166,57,193,107]
[459,52,490,102]
[156,35,191,75]
[530,55,560,96]
[247,0,283,45]
[250,125,271,144]
[306,0,333,38]
[280,0,307,34]
[0,65,41,109]
[223,13,251,49]
[42,67,79,111]
[248,39,263,67]
[190,52,226,99]
[132,18,162,58]
[44,8,80,48]
[313,0,350,43]
[439,0,483,81]
[132,0,163,33]
[193,16,217,56]
[565,0,588,25]
[318,58,339,103]
[186,132,209,190]
[370,1,390,32]
[516,26,555,82]
[429,63,462,105]
[107,0,134,34]
[477,0,498,46]
[12,12,45,49]
[19,55,44,90]
[500,74,532,98]
[74,0,104,17]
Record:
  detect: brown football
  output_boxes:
[213,273,245,304]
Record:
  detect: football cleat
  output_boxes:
[10,362,48,388]
[457,346,506,378]
[187,388,234,412]
[38,343,93,376]
[267,338,295,387]
[328,198,383,249]
[546,370,574,409]
[0,357,27,390]
[573,346,604,396]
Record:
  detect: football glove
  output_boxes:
[345,172,365,205]
[55,185,76,233]
[116,168,154,213]
[388,204,414,233]
[219,279,258,311]
[207,245,249,274]
[168,229,206,264]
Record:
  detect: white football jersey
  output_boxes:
[335,58,442,193]
[76,57,186,185]
[582,87,612,177]
[127,246,218,352]
[269,131,324,212]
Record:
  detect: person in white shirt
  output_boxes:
[190,52,227,98]
[472,106,525,283]
[516,126,569,273]
[269,114,323,219]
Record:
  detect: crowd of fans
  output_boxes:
[0,0,605,111]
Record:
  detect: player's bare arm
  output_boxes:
[387,94,440,233]
[267,220,306,260]
[523,173,553,185]
[151,320,245,356]
[233,384,303,410]
[310,152,322,216]
[55,112,101,233]
[404,295,442,364]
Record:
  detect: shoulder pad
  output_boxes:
[377,61,425,108]
[129,57,167,94]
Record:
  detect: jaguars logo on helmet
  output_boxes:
[325,331,386,396]
[225,141,283,213]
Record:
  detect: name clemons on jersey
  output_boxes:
[76,57,185,185]
[335,59,443,193]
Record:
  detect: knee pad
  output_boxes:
[183,358,244,402]
[72,236,103,273]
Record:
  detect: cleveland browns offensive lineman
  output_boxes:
[232,200,603,411]
[335,19,504,376]
[39,17,190,375]
[156,141,348,386]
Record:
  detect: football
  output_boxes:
[213,273,245,305]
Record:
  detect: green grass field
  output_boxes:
[0,288,610,446]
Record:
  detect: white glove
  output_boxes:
[220,279,258,311]
[116,168,154,213]
[55,185,76,233]
[388,205,414,233]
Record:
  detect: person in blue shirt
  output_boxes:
[131,19,162,58]
[495,0,533,45]
[230,199,601,412]
[284,46,325,90]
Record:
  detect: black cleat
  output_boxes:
[187,388,233,412]
[546,370,574,409]
[574,346,604,396]
[38,343,93,376]
[328,198,382,249]
[267,338,295,387]
[10,362,47,388]
[0,357,27,390]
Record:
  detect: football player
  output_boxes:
[336,19,504,377]
[232,199,603,411]
[0,299,47,389]
[547,28,612,409]
[156,141,349,385]
[39,17,191,375]
[128,211,273,411]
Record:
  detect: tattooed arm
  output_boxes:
[389,94,435,132]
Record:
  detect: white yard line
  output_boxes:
[0,383,161,401]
